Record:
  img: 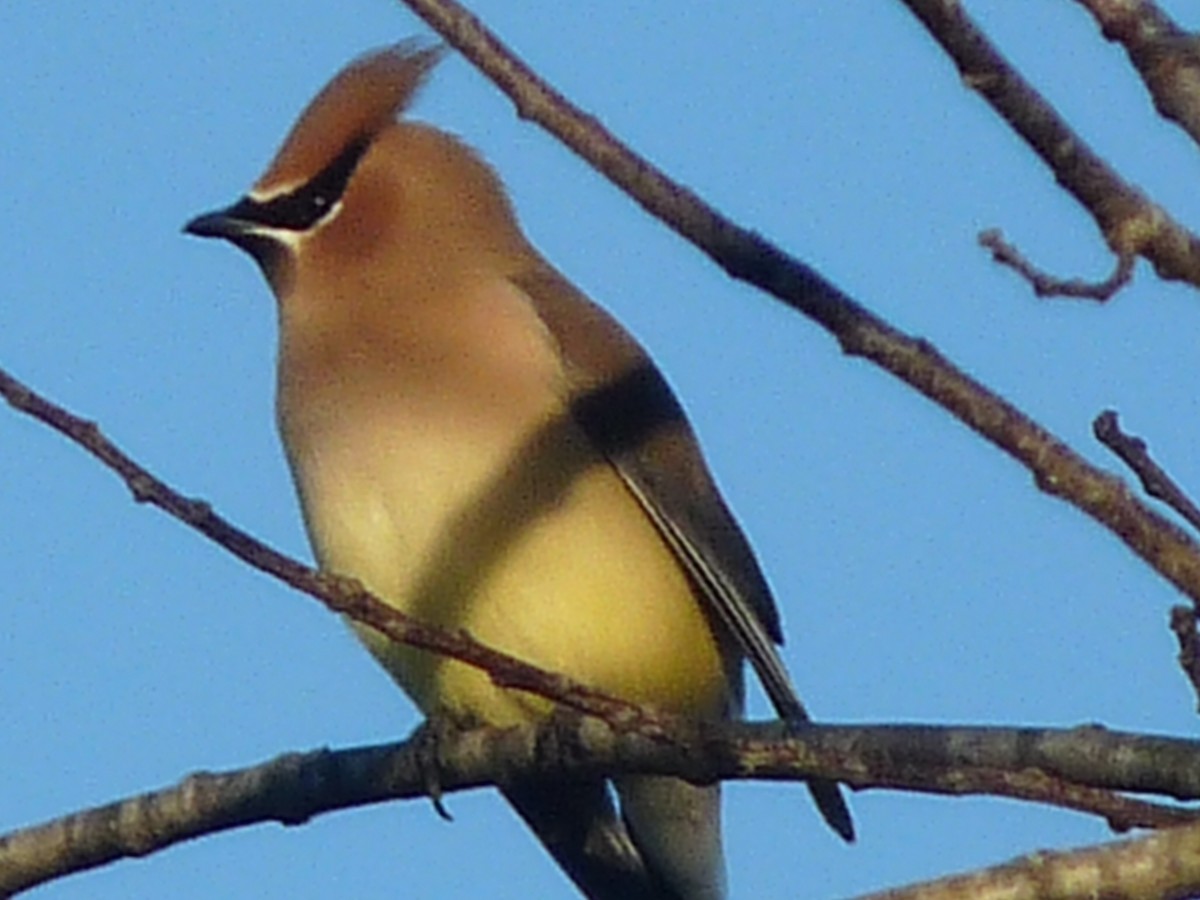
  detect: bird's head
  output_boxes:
[185,42,528,311]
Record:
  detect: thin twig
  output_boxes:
[1094,410,1200,533]
[979,229,1134,301]
[0,365,657,732]
[1170,605,1200,711]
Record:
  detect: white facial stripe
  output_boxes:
[252,197,347,250]
[249,181,301,203]
[252,223,305,253]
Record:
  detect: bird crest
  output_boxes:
[254,41,444,198]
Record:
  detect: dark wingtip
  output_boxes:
[808,778,855,842]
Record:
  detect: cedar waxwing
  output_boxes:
[184,42,851,900]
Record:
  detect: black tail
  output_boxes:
[502,778,678,899]
[807,777,855,842]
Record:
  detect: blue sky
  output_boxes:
[3,2,1199,897]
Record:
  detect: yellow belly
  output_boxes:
[293,404,731,727]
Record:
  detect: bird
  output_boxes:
[184,41,851,900]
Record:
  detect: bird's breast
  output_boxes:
[275,282,731,724]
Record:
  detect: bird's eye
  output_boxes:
[246,137,369,232]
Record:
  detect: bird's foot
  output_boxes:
[408,712,477,822]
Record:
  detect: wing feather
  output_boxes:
[513,265,853,841]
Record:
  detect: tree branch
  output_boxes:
[5,720,1199,896]
[979,229,1134,301]
[899,0,1200,289]
[852,819,1200,900]
[1073,0,1200,150]
[1170,605,1200,712]
[1094,410,1200,534]
[0,365,660,733]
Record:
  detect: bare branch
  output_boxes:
[1170,606,1200,711]
[1073,0,1200,149]
[1094,410,1200,533]
[899,0,1200,289]
[0,365,659,732]
[5,720,1200,896]
[852,820,1200,900]
[979,229,1134,301]
[833,723,1200,803]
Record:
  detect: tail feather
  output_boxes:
[502,779,670,899]
[616,776,726,900]
[807,777,855,842]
